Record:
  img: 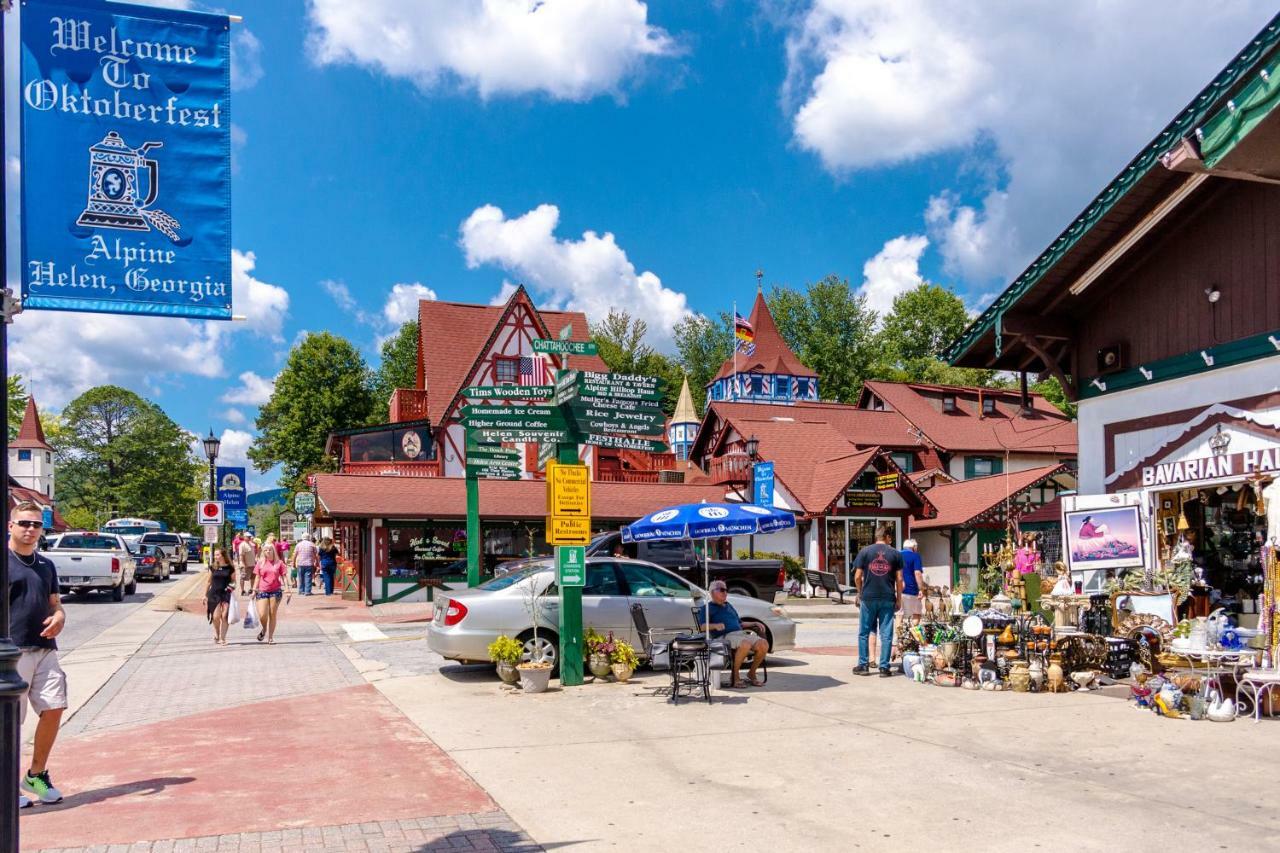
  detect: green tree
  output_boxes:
[249,498,287,539]
[250,332,376,485]
[1033,376,1078,418]
[369,320,418,415]
[55,386,203,530]
[671,312,732,412]
[878,283,970,369]
[8,375,26,440]
[768,276,878,403]
[591,310,686,415]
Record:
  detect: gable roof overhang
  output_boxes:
[944,15,1280,396]
[913,463,1071,531]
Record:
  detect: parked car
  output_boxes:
[181,534,202,565]
[495,531,785,601]
[45,532,137,601]
[138,531,187,573]
[130,542,171,581]
[428,557,796,673]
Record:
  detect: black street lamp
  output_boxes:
[202,429,221,502]
[745,435,760,558]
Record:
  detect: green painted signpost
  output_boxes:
[557,545,586,587]
[532,338,598,356]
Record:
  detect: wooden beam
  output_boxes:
[1023,336,1078,402]
[1000,310,1075,341]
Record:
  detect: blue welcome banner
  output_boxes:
[20,0,232,319]
[216,466,248,527]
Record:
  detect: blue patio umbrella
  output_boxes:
[622,502,796,644]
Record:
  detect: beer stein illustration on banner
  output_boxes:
[77,131,182,241]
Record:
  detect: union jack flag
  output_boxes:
[519,356,550,386]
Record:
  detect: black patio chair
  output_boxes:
[629,602,690,670]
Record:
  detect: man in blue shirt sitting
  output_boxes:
[696,580,767,687]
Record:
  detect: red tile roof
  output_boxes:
[1019,494,1064,525]
[714,291,816,381]
[860,380,1077,455]
[11,397,52,451]
[316,474,726,521]
[417,292,608,423]
[7,479,68,532]
[912,464,1068,530]
[705,400,917,450]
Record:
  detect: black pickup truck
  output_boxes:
[590,532,783,601]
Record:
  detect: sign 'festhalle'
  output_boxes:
[20,0,232,319]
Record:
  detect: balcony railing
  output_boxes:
[342,460,442,477]
[707,451,751,484]
[389,388,429,423]
[596,469,661,483]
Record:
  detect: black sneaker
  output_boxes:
[879,667,894,678]
[852,664,871,676]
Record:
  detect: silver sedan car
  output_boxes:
[428,557,796,671]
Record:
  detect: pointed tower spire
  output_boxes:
[13,397,52,451]
[668,377,700,461]
[707,289,819,406]
[672,377,698,425]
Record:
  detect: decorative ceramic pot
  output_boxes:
[611,663,634,683]
[1046,656,1066,693]
[971,653,988,680]
[1009,660,1030,692]
[1028,659,1045,690]
[588,653,612,679]
[496,662,520,685]
[991,594,1013,615]
[939,642,959,666]
[997,624,1016,646]
[1071,671,1095,691]
[517,664,552,694]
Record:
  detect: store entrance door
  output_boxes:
[825,517,901,585]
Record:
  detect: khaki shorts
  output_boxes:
[901,594,923,616]
[724,630,764,651]
[18,648,68,724]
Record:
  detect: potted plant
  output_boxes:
[516,568,553,694]
[487,635,522,685]
[610,638,640,683]
[584,628,613,679]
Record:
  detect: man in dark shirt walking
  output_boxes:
[852,524,902,677]
[8,502,67,807]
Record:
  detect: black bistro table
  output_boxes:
[670,634,712,704]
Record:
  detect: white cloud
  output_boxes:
[460,203,690,348]
[220,371,276,407]
[224,408,247,425]
[858,234,927,317]
[784,1,1275,284]
[11,250,289,408]
[232,28,265,91]
[320,279,358,313]
[489,281,519,307]
[383,282,436,326]
[189,427,277,491]
[306,0,677,100]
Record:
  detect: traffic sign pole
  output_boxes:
[556,440,584,687]
[465,429,481,588]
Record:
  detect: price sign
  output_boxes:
[557,545,586,587]
[547,515,591,546]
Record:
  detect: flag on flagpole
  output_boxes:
[734,312,756,356]
[518,355,550,386]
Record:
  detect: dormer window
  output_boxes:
[982,396,996,416]
[942,395,957,413]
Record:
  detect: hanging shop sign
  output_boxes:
[844,490,883,508]
[293,491,316,514]
[1139,447,1280,488]
[876,473,900,491]
[20,0,233,319]
[532,338,598,356]
[753,461,775,507]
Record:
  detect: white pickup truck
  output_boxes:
[44,532,138,601]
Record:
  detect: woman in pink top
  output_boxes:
[253,544,292,644]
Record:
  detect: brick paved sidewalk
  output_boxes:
[37,812,541,852]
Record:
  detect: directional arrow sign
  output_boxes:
[582,434,669,452]
[468,448,521,464]
[476,428,573,444]
[463,385,555,400]
[532,339,598,356]
[576,371,664,400]
[567,404,666,435]
[467,463,523,480]
[463,413,567,432]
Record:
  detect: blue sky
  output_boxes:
[5,0,1275,488]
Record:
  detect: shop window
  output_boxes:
[386,523,469,580]
[982,396,996,416]
[964,456,1002,478]
[889,452,914,473]
[942,395,958,413]
[17,450,30,462]
[493,357,519,384]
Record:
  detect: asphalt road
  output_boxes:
[56,571,190,652]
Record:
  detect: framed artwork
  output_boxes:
[1161,498,1174,511]
[1063,506,1145,571]
[1161,515,1176,536]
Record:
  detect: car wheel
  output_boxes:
[112,582,125,602]
[517,629,560,676]
[728,583,755,599]
[59,586,70,596]
[125,579,137,596]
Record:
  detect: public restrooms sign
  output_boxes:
[20,0,232,319]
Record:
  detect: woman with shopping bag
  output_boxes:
[206,547,236,646]
[253,544,292,644]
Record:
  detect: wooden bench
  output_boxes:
[804,569,855,604]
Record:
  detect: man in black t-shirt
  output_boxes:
[851,524,903,677]
[8,502,67,807]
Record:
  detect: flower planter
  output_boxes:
[588,653,613,679]
[611,663,634,683]
[517,664,552,694]
[496,662,520,684]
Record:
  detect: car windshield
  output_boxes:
[56,535,122,550]
[141,534,180,544]
[479,564,548,591]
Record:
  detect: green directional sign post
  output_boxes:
[557,545,586,587]
[463,385,555,400]
[532,338,598,356]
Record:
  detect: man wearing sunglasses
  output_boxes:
[8,502,66,808]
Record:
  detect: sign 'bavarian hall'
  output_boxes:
[1140,448,1280,487]
[21,0,232,319]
